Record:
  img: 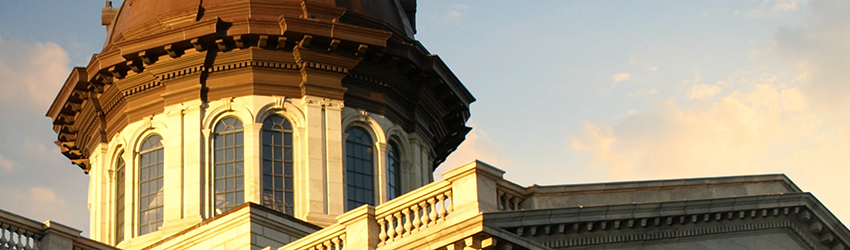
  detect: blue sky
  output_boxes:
[1,0,849,235]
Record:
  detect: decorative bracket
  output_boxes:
[357,109,368,122]
[272,96,287,110]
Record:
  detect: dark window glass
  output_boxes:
[214,117,244,214]
[261,115,294,214]
[139,135,164,236]
[115,155,125,243]
[346,127,374,211]
[387,141,402,200]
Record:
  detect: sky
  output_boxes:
[1,0,849,235]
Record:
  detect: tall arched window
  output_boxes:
[387,141,402,200]
[138,135,164,236]
[261,115,294,214]
[345,127,374,211]
[115,155,125,243]
[214,117,244,214]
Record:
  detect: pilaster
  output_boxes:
[160,104,184,231]
[181,100,204,225]
[324,99,346,216]
[301,96,335,226]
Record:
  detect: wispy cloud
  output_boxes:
[612,73,633,82]
[746,0,803,19]
[446,4,471,20]
[687,84,722,100]
[0,154,12,171]
[437,122,512,178]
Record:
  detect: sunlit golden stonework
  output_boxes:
[0,1,845,250]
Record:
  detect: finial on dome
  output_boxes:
[102,1,118,26]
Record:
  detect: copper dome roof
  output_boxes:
[105,0,415,50]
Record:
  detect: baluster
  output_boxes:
[339,234,345,250]
[377,217,387,246]
[393,212,403,239]
[436,194,447,221]
[445,190,454,214]
[23,232,33,250]
[324,241,333,250]
[511,197,521,211]
[8,226,18,250]
[419,201,430,229]
[497,190,505,210]
[331,236,341,250]
[385,215,396,243]
[427,198,437,226]
[0,223,7,247]
[402,208,412,236]
[411,204,421,232]
[15,228,25,250]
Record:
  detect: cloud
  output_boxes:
[0,154,12,171]
[772,0,850,113]
[687,84,722,100]
[650,66,658,71]
[746,0,803,19]
[0,35,70,110]
[437,122,511,178]
[29,187,66,206]
[627,88,658,97]
[446,4,470,20]
[612,73,633,82]
[571,73,821,180]
[1,187,71,224]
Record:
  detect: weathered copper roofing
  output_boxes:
[106,0,416,50]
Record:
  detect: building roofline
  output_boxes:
[484,192,849,250]
[527,174,802,194]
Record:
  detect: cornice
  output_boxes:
[47,1,472,173]
[483,193,849,250]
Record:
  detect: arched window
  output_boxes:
[138,135,164,236]
[115,155,125,243]
[261,115,294,214]
[387,141,402,200]
[214,117,244,214]
[345,127,374,211]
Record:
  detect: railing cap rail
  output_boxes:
[0,208,48,234]
[442,160,504,182]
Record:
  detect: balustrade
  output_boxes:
[0,215,42,250]
[376,187,453,247]
[0,209,116,250]
[497,188,524,211]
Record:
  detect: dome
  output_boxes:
[105,0,416,50]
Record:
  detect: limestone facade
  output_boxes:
[81,94,435,248]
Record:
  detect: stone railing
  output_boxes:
[278,224,346,250]
[0,209,42,250]
[374,180,453,247]
[277,160,508,250]
[0,209,116,250]
[496,180,527,212]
